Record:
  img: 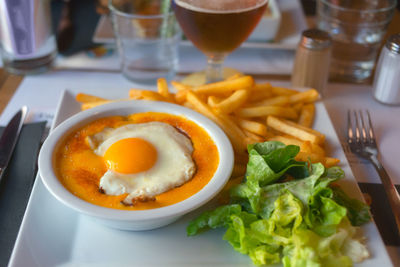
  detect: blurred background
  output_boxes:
[51,0,399,56]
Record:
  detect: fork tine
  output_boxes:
[359,110,368,143]
[354,110,361,143]
[366,110,376,145]
[347,110,354,143]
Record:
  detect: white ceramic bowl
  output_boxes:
[39,100,234,231]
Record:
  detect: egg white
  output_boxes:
[87,122,196,205]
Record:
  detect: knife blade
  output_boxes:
[0,106,28,179]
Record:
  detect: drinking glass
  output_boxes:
[109,0,181,84]
[316,0,397,83]
[172,0,268,82]
[0,0,57,75]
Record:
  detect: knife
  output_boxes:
[0,106,28,180]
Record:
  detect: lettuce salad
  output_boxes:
[187,141,371,266]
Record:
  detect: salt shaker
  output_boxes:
[291,29,332,95]
[372,34,400,105]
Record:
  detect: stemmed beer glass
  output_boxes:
[172,0,268,82]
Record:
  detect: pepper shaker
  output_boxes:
[291,29,332,95]
[372,34,400,105]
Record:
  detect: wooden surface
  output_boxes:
[0,9,399,115]
[0,73,23,115]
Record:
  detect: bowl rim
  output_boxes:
[39,100,234,221]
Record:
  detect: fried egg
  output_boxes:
[87,121,196,205]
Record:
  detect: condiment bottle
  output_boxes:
[291,29,332,96]
[372,33,400,105]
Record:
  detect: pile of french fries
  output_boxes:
[76,74,339,178]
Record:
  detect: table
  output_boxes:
[0,4,399,267]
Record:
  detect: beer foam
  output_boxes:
[174,0,268,14]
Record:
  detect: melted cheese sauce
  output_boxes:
[55,112,219,210]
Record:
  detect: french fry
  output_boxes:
[289,89,319,104]
[268,135,303,147]
[268,134,328,163]
[182,101,195,109]
[295,152,339,168]
[174,89,189,104]
[310,143,325,156]
[248,89,274,102]
[231,164,247,177]
[217,113,247,140]
[252,82,273,92]
[292,102,304,114]
[268,135,325,156]
[284,119,325,143]
[243,129,265,144]
[157,78,173,101]
[141,91,169,102]
[267,116,325,144]
[250,95,290,107]
[300,141,313,154]
[186,91,216,120]
[235,152,249,165]
[129,89,144,99]
[236,118,268,137]
[186,91,247,153]
[298,103,315,127]
[129,89,169,102]
[171,81,192,91]
[271,86,298,96]
[214,89,248,114]
[193,75,254,94]
[81,100,114,110]
[237,106,298,120]
[324,157,340,167]
[207,95,223,108]
[295,152,324,165]
[76,93,107,103]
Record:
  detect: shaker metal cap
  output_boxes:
[386,33,400,54]
[301,29,332,50]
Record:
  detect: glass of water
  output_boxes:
[316,0,397,83]
[109,0,181,84]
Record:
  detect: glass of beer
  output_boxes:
[173,0,268,82]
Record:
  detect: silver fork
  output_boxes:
[347,110,400,232]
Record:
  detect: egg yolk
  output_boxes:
[103,138,157,174]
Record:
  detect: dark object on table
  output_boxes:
[301,0,316,16]
[358,183,400,246]
[0,122,47,267]
[51,0,100,55]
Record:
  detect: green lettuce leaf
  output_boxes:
[246,141,306,186]
[186,141,371,266]
[282,218,369,267]
[187,204,242,236]
[331,186,371,226]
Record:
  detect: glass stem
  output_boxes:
[205,53,226,83]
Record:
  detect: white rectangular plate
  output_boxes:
[9,90,392,267]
